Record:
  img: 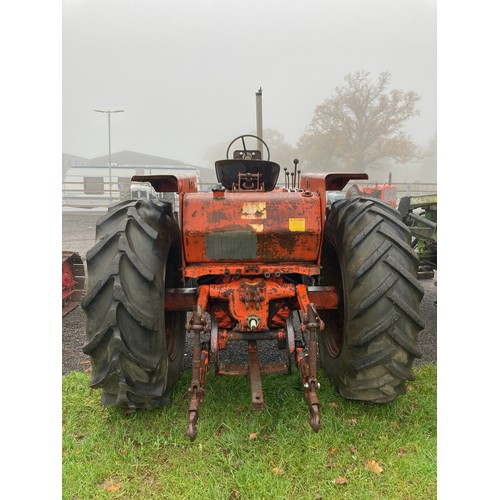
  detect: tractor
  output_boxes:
[347,183,398,208]
[398,194,437,279]
[62,251,85,317]
[82,135,424,440]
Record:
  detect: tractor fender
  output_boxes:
[131,174,198,194]
[300,173,368,195]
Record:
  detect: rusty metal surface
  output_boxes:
[306,286,338,309]
[186,308,210,441]
[161,149,368,439]
[62,300,80,317]
[217,363,289,376]
[164,288,198,310]
[183,274,329,437]
[165,286,338,311]
[184,263,320,278]
[248,341,266,410]
[182,190,322,264]
[300,172,369,193]
[225,331,281,341]
[62,251,85,317]
[208,280,295,331]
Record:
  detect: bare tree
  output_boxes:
[298,71,421,172]
[258,129,297,168]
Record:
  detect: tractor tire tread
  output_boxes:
[82,199,185,409]
[320,196,424,403]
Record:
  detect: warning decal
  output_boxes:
[289,218,306,232]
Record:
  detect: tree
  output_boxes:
[258,129,297,169]
[298,71,421,172]
[418,133,437,183]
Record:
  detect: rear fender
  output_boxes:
[300,172,368,270]
[300,173,369,195]
[131,174,198,194]
[131,174,196,278]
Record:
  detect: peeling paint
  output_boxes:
[182,191,321,263]
[241,202,267,219]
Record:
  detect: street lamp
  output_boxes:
[94,109,124,201]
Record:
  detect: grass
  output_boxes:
[62,365,437,499]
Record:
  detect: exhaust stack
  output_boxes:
[255,87,263,157]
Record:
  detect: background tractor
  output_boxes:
[62,251,85,317]
[398,194,437,279]
[82,134,424,440]
[347,183,398,208]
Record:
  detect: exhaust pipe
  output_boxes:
[255,87,263,157]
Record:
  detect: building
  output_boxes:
[62,150,218,208]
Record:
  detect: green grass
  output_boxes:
[62,365,436,499]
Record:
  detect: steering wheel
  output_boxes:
[226,134,270,161]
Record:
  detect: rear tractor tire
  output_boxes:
[81,199,186,409]
[319,197,425,403]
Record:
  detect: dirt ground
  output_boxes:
[62,210,437,376]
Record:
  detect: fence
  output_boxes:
[62,179,437,209]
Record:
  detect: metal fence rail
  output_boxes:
[62,180,437,209]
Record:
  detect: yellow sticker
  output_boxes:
[289,218,305,232]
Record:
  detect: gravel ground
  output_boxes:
[62,210,437,375]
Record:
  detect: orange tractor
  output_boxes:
[62,251,85,317]
[347,183,398,208]
[82,135,424,440]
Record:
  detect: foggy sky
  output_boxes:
[63,0,436,168]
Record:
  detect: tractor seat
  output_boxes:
[214,159,280,191]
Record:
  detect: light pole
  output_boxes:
[94,109,124,201]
